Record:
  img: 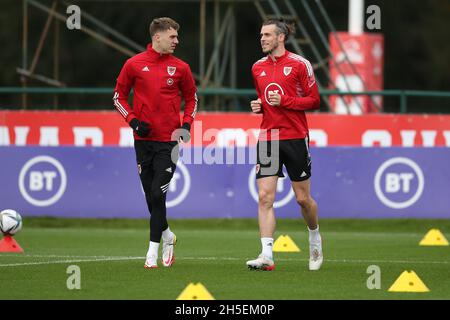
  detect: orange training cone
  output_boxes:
[0,235,24,253]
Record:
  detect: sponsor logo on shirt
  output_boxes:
[264,83,285,106]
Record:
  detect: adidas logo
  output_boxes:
[300,171,307,178]
[165,167,172,173]
[142,66,150,72]
[259,71,266,77]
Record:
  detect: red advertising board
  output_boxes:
[329,32,384,114]
[1,111,449,147]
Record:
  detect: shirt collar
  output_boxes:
[146,44,170,60]
[269,50,289,63]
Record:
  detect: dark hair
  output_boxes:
[262,19,296,38]
[149,17,180,37]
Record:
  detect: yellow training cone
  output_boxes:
[388,271,430,292]
[419,229,449,246]
[273,235,301,252]
[177,282,215,300]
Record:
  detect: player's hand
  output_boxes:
[268,92,281,106]
[250,98,262,113]
[172,122,191,143]
[129,118,150,138]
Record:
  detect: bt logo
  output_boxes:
[385,173,414,194]
[264,83,285,106]
[248,167,294,208]
[374,157,424,209]
[18,156,67,207]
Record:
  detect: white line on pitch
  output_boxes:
[0,255,450,267]
[0,256,143,267]
[179,256,450,265]
[0,254,136,259]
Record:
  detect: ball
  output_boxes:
[0,209,23,236]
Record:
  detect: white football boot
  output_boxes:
[161,234,177,267]
[309,239,323,271]
[144,255,158,269]
[246,254,275,271]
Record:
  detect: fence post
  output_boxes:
[400,91,407,113]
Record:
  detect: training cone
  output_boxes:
[0,235,24,253]
[273,235,301,252]
[419,229,449,246]
[177,283,215,300]
[388,270,429,292]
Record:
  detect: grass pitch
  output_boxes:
[1,218,450,300]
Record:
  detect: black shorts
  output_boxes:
[134,140,179,191]
[256,138,311,181]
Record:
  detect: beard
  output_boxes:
[263,41,279,54]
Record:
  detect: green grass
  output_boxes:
[1,218,450,300]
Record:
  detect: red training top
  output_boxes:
[251,50,320,141]
[113,44,198,141]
